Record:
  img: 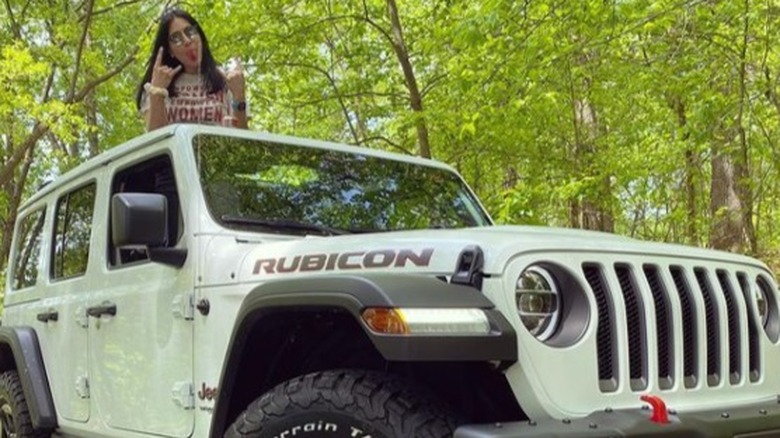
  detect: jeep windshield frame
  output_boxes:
[193,134,491,235]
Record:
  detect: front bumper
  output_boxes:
[454,399,780,437]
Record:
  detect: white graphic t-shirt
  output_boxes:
[141,73,231,126]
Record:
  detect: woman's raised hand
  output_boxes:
[150,47,182,88]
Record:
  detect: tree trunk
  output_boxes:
[0,147,35,275]
[734,0,756,254]
[709,148,746,252]
[670,96,699,245]
[567,83,614,232]
[386,0,431,158]
[86,91,100,157]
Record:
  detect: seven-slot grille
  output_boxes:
[583,263,768,392]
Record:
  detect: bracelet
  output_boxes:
[231,100,246,112]
[144,83,169,98]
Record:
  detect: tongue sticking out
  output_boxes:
[187,50,198,63]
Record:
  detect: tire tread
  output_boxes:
[0,370,48,438]
[226,369,456,438]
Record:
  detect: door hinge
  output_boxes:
[172,382,195,410]
[75,307,89,328]
[75,376,89,399]
[172,294,195,320]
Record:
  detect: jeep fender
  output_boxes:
[229,273,516,362]
[211,273,517,436]
[0,327,57,430]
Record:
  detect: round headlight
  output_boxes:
[516,266,560,341]
[755,286,769,328]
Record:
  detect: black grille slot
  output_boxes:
[716,270,742,384]
[670,266,698,387]
[737,273,760,382]
[695,268,721,386]
[583,264,616,391]
[615,264,647,391]
[643,265,673,389]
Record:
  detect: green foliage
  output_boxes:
[4,0,780,276]
[0,0,155,279]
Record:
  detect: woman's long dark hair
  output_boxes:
[135,8,226,110]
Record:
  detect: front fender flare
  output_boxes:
[211,273,517,436]
[230,273,516,362]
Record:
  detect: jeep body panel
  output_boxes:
[234,226,768,279]
[191,221,777,424]
[5,131,196,437]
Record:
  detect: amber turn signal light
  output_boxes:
[361,308,409,334]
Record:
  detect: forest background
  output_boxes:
[2,0,780,280]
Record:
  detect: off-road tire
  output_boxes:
[0,370,47,438]
[225,369,458,438]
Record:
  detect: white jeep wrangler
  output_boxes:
[2,124,780,438]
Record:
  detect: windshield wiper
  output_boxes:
[220,215,350,236]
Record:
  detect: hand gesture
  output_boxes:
[150,47,182,89]
[224,57,246,100]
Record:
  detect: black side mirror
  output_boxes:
[111,193,168,247]
[111,193,186,267]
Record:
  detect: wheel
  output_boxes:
[226,369,458,438]
[0,370,46,438]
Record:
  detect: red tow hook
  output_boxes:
[640,395,670,424]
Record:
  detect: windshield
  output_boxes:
[193,134,491,235]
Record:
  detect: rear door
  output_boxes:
[38,181,98,423]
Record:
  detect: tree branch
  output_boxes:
[354,136,412,155]
[46,132,68,155]
[385,0,430,158]
[79,0,143,22]
[20,0,31,18]
[361,0,395,47]
[322,7,359,144]
[286,90,406,106]
[68,0,95,102]
[42,68,56,103]
[275,61,359,143]
[69,46,139,103]
[0,122,47,187]
[0,145,35,274]
[421,73,448,98]
[3,0,22,39]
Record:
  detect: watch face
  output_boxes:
[233,101,246,111]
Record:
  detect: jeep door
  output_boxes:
[87,152,194,437]
[42,181,98,423]
[7,194,92,425]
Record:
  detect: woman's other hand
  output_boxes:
[224,58,246,100]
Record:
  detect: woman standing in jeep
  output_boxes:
[135,8,248,131]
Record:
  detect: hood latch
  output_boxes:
[451,245,484,290]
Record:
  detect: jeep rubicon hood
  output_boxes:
[200,225,768,284]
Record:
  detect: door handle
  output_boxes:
[86,301,117,318]
[36,310,59,323]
